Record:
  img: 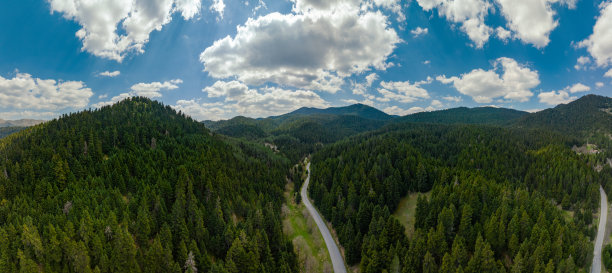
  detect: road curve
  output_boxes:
[592,185,608,273]
[301,162,347,273]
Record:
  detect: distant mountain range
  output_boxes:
[514,94,612,137]
[278,103,395,120]
[400,106,528,125]
[204,102,524,128]
[203,94,612,162]
[1,95,610,272]
[0,119,44,127]
[204,101,532,134]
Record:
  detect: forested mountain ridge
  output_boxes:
[0,97,298,272]
[203,103,392,131]
[398,106,527,126]
[203,105,395,162]
[278,103,394,120]
[515,94,612,137]
[203,103,531,163]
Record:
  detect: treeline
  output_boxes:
[0,98,298,272]
[309,124,602,272]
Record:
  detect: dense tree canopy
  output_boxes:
[0,97,298,272]
[1,94,611,272]
[309,124,603,272]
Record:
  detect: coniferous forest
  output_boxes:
[0,98,297,272]
[0,95,611,272]
[309,125,607,272]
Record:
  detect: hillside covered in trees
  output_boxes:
[204,104,530,163]
[399,107,527,126]
[0,97,298,272]
[2,94,611,273]
[203,104,395,162]
[309,123,611,272]
[515,95,612,138]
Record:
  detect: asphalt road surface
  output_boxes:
[301,162,347,273]
[592,185,607,273]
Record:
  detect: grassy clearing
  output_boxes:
[393,191,431,238]
[562,210,574,223]
[557,206,574,223]
[282,181,333,273]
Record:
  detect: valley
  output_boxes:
[301,163,346,273]
[4,1,612,271]
[0,95,611,272]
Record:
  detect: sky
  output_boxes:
[0,0,611,121]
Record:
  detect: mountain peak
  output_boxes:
[515,94,612,136]
[400,106,527,125]
[284,103,393,120]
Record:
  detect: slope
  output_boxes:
[0,97,298,272]
[309,123,603,272]
[204,104,394,162]
[278,103,394,121]
[515,94,612,137]
[398,106,527,126]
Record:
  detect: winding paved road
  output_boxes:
[592,185,608,273]
[301,162,347,273]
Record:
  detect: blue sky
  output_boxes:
[0,0,611,120]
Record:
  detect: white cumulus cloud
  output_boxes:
[49,0,202,62]
[574,56,591,70]
[538,90,577,105]
[442,95,462,102]
[177,80,330,120]
[93,79,182,107]
[496,26,512,42]
[579,2,612,67]
[200,3,400,93]
[173,100,228,120]
[365,73,379,87]
[211,0,225,18]
[568,83,590,93]
[203,80,249,100]
[130,79,182,97]
[99,70,121,77]
[430,99,443,108]
[290,0,360,13]
[416,0,492,48]
[384,105,435,116]
[411,27,429,37]
[376,77,432,103]
[373,0,405,21]
[496,0,574,48]
[0,72,93,118]
[417,0,574,48]
[437,57,539,103]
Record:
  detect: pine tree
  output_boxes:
[422,251,438,273]
[466,235,496,273]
